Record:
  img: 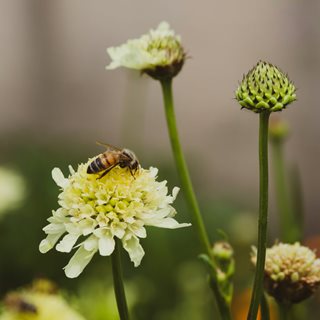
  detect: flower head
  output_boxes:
[39,160,190,278]
[106,21,185,80]
[236,61,296,113]
[0,167,26,218]
[251,242,320,303]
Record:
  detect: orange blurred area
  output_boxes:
[304,235,320,257]
[232,288,278,320]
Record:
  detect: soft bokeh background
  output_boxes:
[1,1,319,319]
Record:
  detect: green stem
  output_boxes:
[271,139,300,242]
[260,292,270,320]
[247,111,270,320]
[290,165,304,241]
[278,303,292,320]
[160,79,232,320]
[111,239,130,320]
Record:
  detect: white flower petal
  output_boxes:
[110,222,126,239]
[146,218,191,229]
[98,235,115,256]
[148,167,158,177]
[106,22,182,72]
[68,165,75,175]
[52,168,69,188]
[139,208,171,220]
[56,233,81,252]
[78,218,97,236]
[129,226,147,238]
[39,232,65,253]
[83,235,99,251]
[171,187,180,201]
[64,246,97,278]
[43,223,65,234]
[122,235,145,267]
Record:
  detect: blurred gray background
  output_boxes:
[1,0,319,234]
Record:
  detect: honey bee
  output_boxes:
[4,294,37,314]
[87,143,140,179]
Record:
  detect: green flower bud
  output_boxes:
[251,242,320,304]
[269,118,290,142]
[212,241,234,261]
[212,241,235,304]
[236,61,296,113]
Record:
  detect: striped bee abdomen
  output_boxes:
[87,157,104,174]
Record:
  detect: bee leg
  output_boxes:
[97,165,116,179]
[129,168,136,180]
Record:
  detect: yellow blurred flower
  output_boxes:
[0,280,85,320]
[0,167,26,217]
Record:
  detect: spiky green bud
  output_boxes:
[251,243,320,304]
[236,61,296,113]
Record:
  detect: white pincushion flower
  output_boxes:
[0,167,26,217]
[106,21,185,80]
[39,160,190,278]
[251,242,320,303]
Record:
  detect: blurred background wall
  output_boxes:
[1,0,320,240]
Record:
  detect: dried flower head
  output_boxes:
[251,242,320,303]
[236,61,296,113]
[39,160,190,278]
[106,21,185,80]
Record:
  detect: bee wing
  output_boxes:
[96,141,122,152]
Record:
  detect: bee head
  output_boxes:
[122,149,139,169]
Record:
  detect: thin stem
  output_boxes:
[160,79,211,255]
[271,139,300,242]
[260,292,270,320]
[160,79,232,320]
[111,239,130,320]
[290,165,304,240]
[247,111,270,320]
[278,303,292,320]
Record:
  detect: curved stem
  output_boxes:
[247,111,270,320]
[111,239,130,320]
[160,79,232,320]
[160,79,211,255]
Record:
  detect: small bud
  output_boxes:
[269,118,290,142]
[212,241,234,261]
[236,61,296,113]
[251,242,320,304]
[212,241,235,304]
